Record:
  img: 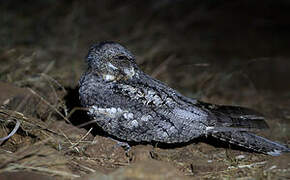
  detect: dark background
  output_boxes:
[1,0,290,94]
[0,1,290,178]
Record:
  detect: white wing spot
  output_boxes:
[131,120,139,127]
[103,74,115,81]
[141,115,151,122]
[206,126,215,131]
[89,106,124,118]
[123,112,134,119]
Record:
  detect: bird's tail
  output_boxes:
[210,131,290,156]
[201,103,289,155]
[204,104,269,130]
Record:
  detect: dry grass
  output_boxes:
[0,1,289,179]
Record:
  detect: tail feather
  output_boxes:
[211,131,290,156]
[202,103,269,130]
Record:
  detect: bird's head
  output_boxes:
[86,41,138,81]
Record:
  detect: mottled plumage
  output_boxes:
[79,41,289,156]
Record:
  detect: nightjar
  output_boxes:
[79,41,289,156]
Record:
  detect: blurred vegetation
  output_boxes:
[0,0,289,179]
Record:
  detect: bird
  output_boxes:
[78,41,289,156]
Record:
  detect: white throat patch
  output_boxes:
[124,67,136,79]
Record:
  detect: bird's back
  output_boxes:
[79,71,210,143]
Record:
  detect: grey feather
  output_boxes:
[79,41,289,155]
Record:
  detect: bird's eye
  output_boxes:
[118,56,127,60]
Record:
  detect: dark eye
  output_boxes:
[118,56,127,60]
